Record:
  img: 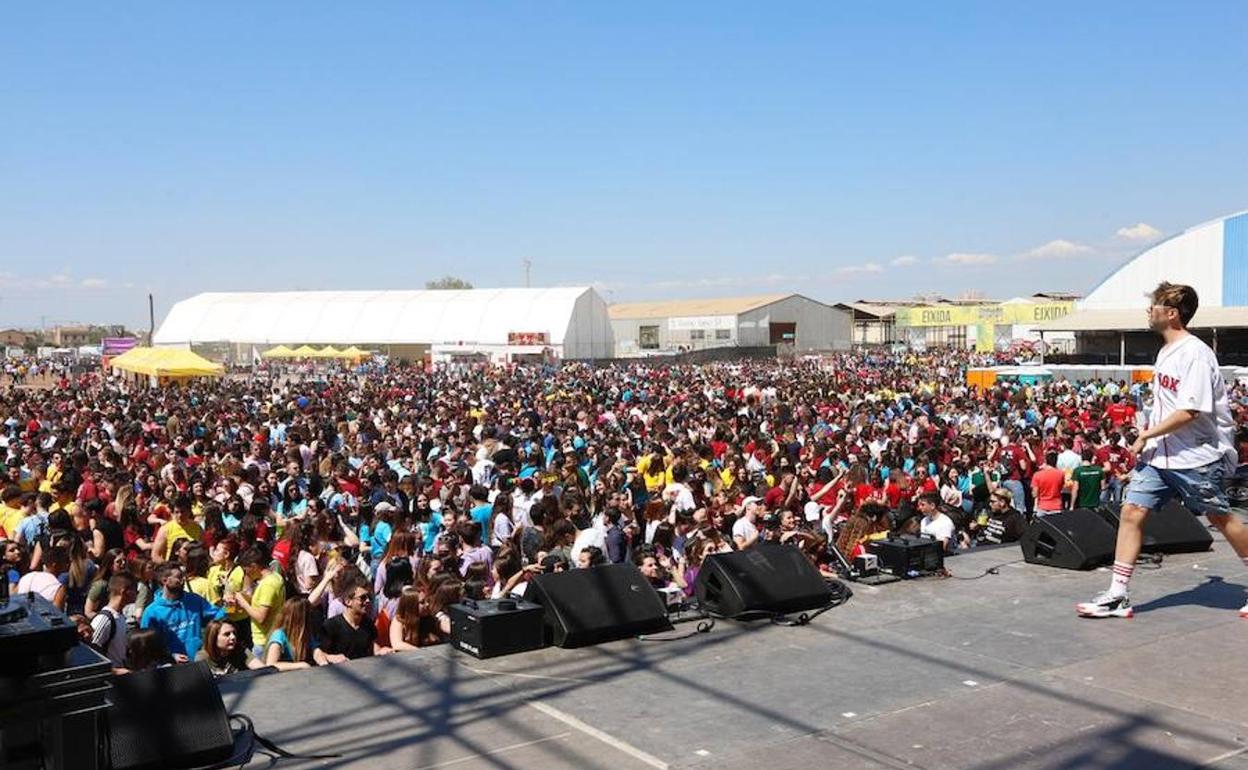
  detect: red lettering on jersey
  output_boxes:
[1157,373,1180,392]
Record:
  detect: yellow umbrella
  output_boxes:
[291,345,318,357]
[261,345,296,359]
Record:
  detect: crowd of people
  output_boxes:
[3,351,1246,677]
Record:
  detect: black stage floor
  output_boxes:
[219,536,1248,770]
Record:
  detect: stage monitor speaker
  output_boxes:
[1020,509,1117,570]
[523,563,673,648]
[694,543,833,618]
[105,661,234,770]
[449,598,547,659]
[1097,500,1213,554]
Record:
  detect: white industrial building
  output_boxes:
[1034,210,1248,364]
[153,287,615,363]
[608,294,851,356]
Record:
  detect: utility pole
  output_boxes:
[523,258,532,288]
[148,294,155,344]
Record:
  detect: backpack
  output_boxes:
[382,556,413,599]
[91,610,118,654]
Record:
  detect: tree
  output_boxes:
[425,275,474,290]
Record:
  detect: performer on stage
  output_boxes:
[1078,282,1243,618]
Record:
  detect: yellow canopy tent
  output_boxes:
[291,345,319,357]
[309,345,343,358]
[339,346,371,359]
[261,345,296,359]
[109,347,224,379]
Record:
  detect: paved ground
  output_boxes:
[220,533,1248,770]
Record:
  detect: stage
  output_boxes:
[219,537,1248,770]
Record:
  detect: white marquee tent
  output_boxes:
[153,287,615,360]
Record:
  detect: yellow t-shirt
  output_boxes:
[0,505,24,539]
[187,575,213,602]
[250,572,286,647]
[207,564,247,623]
[162,518,203,560]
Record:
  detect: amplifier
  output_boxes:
[0,592,78,673]
[449,598,547,659]
[869,535,944,577]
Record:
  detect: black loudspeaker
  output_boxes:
[449,598,547,659]
[869,535,945,577]
[1097,500,1213,554]
[1020,509,1117,570]
[522,564,673,648]
[106,662,234,770]
[694,543,833,618]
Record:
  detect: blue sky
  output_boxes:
[2,3,1246,329]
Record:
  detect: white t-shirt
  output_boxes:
[732,516,759,546]
[570,521,606,564]
[1144,335,1237,470]
[662,483,696,513]
[920,513,955,544]
[90,606,128,667]
[17,571,61,603]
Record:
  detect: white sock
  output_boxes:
[1109,560,1134,597]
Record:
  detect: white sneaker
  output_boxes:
[1076,590,1133,618]
[1240,600,1248,619]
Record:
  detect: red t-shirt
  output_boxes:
[1032,467,1065,512]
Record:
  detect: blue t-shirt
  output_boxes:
[421,511,443,554]
[369,520,393,557]
[470,504,493,542]
[266,627,318,662]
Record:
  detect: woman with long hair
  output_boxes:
[84,548,127,618]
[196,619,266,677]
[62,535,96,616]
[200,502,229,550]
[265,596,330,669]
[387,586,426,651]
[425,579,463,642]
[373,531,419,618]
[184,544,213,600]
[125,627,172,672]
[489,494,514,549]
[118,502,151,562]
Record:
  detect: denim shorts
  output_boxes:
[1123,461,1231,516]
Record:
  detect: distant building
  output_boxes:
[0,329,35,348]
[49,325,93,347]
[609,294,851,356]
[833,302,898,346]
[874,294,1079,352]
[1034,210,1248,364]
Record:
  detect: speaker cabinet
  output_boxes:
[694,543,833,618]
[1020,509,1117,570]
[1098,500,1213,554]
[522,564,673,648]
[105,662,234,770]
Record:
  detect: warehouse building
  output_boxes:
[1034,210,1248,365]
[608,294,851,356]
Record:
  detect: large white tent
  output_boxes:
[153,287,615,360]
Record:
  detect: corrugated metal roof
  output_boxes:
[608,293,793,319]
[1033,306,1248,332]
